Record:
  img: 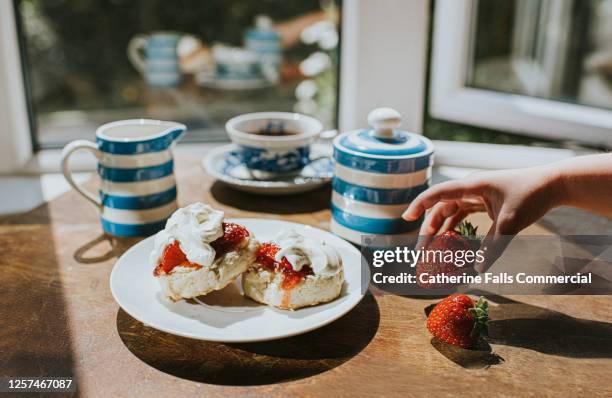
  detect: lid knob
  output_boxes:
[367,107,401,138]
[255,15,273,29]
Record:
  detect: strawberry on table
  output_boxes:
[427,294,489,349]
[416,221,479,288]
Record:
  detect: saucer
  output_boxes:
[203,144,334,195]
[195,72,274,90]
[110,218,366,342]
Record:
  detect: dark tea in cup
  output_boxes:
[255,121,301,136]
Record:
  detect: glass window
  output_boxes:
[14,0,340,148]
[470,0,612,110]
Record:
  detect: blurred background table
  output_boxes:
[1,155,611,397]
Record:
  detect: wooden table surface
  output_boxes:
[1,156,611,397]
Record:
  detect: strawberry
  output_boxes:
[255,242,280,271]
[210,222,249,257]
[255,242,313,289]
[154,240,191,276]
[427,294,489,349]
[154,222,249,276]
[416,221,479,288]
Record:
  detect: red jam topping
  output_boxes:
[255,243,314,290]
[153,241,200,276]
[210,222,249,257]
[153,222,249,276]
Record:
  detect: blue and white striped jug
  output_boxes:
[330,108,434,244]
[61,119,185,237]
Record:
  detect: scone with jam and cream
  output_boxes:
[151,202,258,301]
[242,230,344,310]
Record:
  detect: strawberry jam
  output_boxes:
[255,243,313,290]
[153,241,201,276]
[153,222,249,276]
[210,222,249,257]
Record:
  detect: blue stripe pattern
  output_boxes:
[97,129,183,154]
[100,187,177,210]
[334,148,433,174]
[98,160,174,182]
[144,34,181,87]
[333,178,429,205]
[245,29,280,41]
[331,127,433,241]
[331,204,422,234]
[93,120,185,237]
[101,218,167,237]
[339,130,429,155]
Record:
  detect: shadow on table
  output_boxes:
[73,234,143,264]
[484,295,612,359]
[423,294,612,368]
[210,181,331,214]
[0,203,80,394]
[116,293,380,386]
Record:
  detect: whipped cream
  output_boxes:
[273,230,342,276]
[150,203,224,269]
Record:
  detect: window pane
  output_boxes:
[15,0,340,148]
[469,0,612,110]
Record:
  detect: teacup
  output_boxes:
[225,112,323,180]
[212,44,261,81]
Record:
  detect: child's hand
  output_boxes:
[402,167,561,271]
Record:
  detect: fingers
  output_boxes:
[439,203,485,233]
[419,201,460,236]
[415,202,458,249]
[475,221,515,273]
[402,180,480,221]
[415,201,485,249]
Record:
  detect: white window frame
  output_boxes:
[430,0,612,148]
[0,0,32,173]
[339,0,429,133]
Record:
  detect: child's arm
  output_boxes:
[402,153,612,270]
[551,154,612,217]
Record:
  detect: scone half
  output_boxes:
[158,236,257,301]
[242,267,344,310]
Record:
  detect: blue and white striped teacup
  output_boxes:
[225,112,323,180]
[128,32,182,87]
[61,119,186,237]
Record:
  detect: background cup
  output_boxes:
[212,44,261,81]
[225,112,323,180]
[128,32,182,87]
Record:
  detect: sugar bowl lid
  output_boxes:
[334,107,433,159]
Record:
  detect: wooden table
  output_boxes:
[1,156,611,397]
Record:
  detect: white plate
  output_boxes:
[203,144,333,195]
[110,218,365,342]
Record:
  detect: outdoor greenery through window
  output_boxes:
[15,0,340,148]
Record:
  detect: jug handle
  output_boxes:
[61,140,102,208]
[127,34,148,74]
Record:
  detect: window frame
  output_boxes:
[430,0,612,148]
[0,0,32,173]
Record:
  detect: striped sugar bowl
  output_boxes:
[61,119,186,237]
[330,108,434,245]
